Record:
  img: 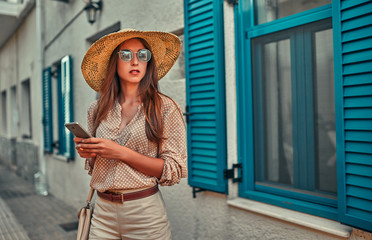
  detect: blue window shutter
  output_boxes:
[42,67,53,152]
[333,0,372,232]
[58,55,74,159]
[184,0,227,193]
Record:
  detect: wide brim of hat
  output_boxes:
[81,29,181,92]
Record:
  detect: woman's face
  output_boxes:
[117,39,148,85]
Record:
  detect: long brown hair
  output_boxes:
[91,38,164,144]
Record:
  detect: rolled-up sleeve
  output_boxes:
[158,101,188,186]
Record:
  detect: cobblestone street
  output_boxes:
[0,165,78,240]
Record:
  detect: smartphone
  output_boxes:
[64,122,93,138]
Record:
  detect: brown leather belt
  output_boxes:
[97,185,158,203]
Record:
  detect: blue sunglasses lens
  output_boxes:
[118,49,151,62]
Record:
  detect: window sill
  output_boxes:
[52,154,69,162]
[227,197,352,238]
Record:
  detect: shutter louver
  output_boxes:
[42,67,53,152]
[184,0,227,193]
[335,0,372,232]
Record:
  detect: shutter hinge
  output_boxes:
[226,0,238,6]
[183,105,193,124]
[192,187,205,198]
[224,163,242,183]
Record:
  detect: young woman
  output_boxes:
[76,29,187,239]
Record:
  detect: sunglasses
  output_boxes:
[118,49,152,62]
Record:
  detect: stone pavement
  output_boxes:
[0,197,30,240]
[0,165,78,240]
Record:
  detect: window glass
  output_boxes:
[253,21,335,198]
[10,86,18,137]
[21,80,32,139]
[255,0,331,25]
[261,39,293,186]
[1,91,7,134]
[313,28,336,193]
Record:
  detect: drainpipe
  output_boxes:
[35,0,48,196]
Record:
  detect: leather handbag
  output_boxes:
[76,187,95,240]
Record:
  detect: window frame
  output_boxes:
[236,3,338,220]
[42,55,74,160]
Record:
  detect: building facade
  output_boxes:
[184,0,372,238]
[0,0,371,239]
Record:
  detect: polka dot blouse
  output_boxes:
[84,95,187,192]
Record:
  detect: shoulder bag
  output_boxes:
[76,187,95,240]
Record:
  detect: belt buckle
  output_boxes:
[120,193,124,203]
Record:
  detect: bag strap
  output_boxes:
[86,187,95,206]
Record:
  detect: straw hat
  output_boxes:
[81,29,181,92]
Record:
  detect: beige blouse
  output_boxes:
[84,95,187,192]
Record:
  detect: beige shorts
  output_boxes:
[89,190,171,240]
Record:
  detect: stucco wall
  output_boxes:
[0,9,41,182]
[161,181,350,240]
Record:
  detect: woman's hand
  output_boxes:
[73,137,97,159]
[75,137,126,160]
[75,137,164,178]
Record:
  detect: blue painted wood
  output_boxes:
[344,108,372,119]
[344,85,372,97]
[341,14,372,31]
[346,153,372,165]
[188,0,212,11]
[345,141,372,154]
[344,96,372,108]
[347,186,372,201]
[346,164,372,177]
[189,77,215,86]
[345,131,372,143]
[188,12,214,25]
[236,0,338,220]
[59,56,74,159]
[343,49,372,64]
[346,175,372,189]
[191,141,217,150]
[341,2,372,21]
[341,0,371,10]
[185,0,227,193]
[191,156,217,164]
[342,37,372,54]
[343,61,372,75]
[347,197,372,212]
[189,48,214,58]
[42,67,53,153]
[248,5,332,38]
[57,64,64,155]
[342,26,372,43]
[344,73,372,86]
[190,83,215,92]
[255,184,337,207]
[190,120,216,128]
[244,190,338,220]
[347,208,372,221]
[188,5,213,18]
[344,120,372,131]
